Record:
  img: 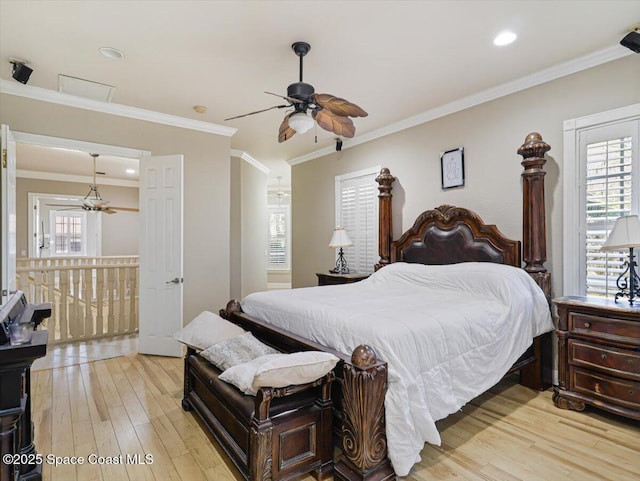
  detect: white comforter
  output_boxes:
[241,262,553,476]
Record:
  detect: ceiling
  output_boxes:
[1,1,637,186]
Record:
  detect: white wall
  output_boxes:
[230,155,268,300]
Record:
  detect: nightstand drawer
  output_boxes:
[569,339,640,381]
[569,312,640,346]
[572,368,640,410]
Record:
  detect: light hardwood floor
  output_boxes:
[31,352,639,481]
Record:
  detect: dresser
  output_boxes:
[552,296,640,420]
[316,272,369,286]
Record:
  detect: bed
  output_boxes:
[184,132,554,481]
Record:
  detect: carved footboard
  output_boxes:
[220,301,395,481]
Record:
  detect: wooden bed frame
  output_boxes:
[183,132,553,481]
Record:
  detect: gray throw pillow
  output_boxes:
[199,332,279,371]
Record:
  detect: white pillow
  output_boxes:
[172,310,245,350]
[200,332,278,371]
[219,351,339,396]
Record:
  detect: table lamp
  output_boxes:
[601,214,640,304]
[329,227,353,274]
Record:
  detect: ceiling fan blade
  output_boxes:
[109,206,139,212]
[264,91,304,104]
[278,113,296,143]
[312,93,368,117]
[102,208,117,214]
[313,110,356,138]
[225,104,289,121]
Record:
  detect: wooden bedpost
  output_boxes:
[517,132,551,295]
[518,132,552,390]
[334,345,395,481]
[376,168,396,271]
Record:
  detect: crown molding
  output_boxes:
[231,149,270,174]
[17,169,139,187]
[288,45,632,166]
[13,131,150,159]
[0,79,237,137]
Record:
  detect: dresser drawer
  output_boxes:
[571,368,640,410]
[569,312,640,346]
[569,339,640,381]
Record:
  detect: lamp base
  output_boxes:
[331,248,350,274]
[614,248,640,304]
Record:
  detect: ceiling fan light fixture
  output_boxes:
[288,112,314,134]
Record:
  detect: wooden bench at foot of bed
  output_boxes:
[182,344,336,481]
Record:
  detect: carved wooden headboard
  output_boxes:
[390,205,521,267]
[375,132,551,299]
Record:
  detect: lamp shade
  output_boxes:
[288,112,315,134]
[329,227,353,248]
[601,215,640,251]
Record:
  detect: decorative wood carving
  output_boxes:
[518,132,550,276]
[250,420,274,481]
[552,391,586,412]
[391,205,521,267]
[335,345,395,481]
[221,299,243,319]
[375,168,396,271]
[181,347,195,411]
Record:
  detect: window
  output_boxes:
[268,205,290,270]
[335,167,380,274]
[585,135,633,297]
[563,105,640,297]
[51,211,86,256]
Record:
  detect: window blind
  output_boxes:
[268,206,289,270]
[585,136,633,297]
[336,170,378,274]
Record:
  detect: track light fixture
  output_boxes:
[620,28,640,53]
[9,58,33,84]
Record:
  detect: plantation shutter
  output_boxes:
[585,134,634,297]
[336,168,379,274]
[268,206,289,270]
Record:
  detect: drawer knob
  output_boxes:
[601,354,608,360]
[584,322,591,328]
[628,359,634,365]
[630,390,635,396]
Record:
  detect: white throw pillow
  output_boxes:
[200,332,279,371]
[218,351,339,396]
[172,310,245,350]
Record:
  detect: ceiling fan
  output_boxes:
[268,176,291,204]
[225,41,368,143]
[47,153,139,215]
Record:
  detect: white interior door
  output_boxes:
[138,154,183,356]
[1,124,17,305]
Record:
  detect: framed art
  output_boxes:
[441,147,465,189]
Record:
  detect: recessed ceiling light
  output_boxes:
[99,47,124,59]
[193,105,207,114]
[126,169,136,174]
[493,31,517,46]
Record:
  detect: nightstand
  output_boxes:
[552,296,640,420]
[316,272,369,286]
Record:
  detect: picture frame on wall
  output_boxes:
[440,147,465,189]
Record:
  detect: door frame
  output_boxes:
[9,131,184,349]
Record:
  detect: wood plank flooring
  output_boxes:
[31,353,640,481]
